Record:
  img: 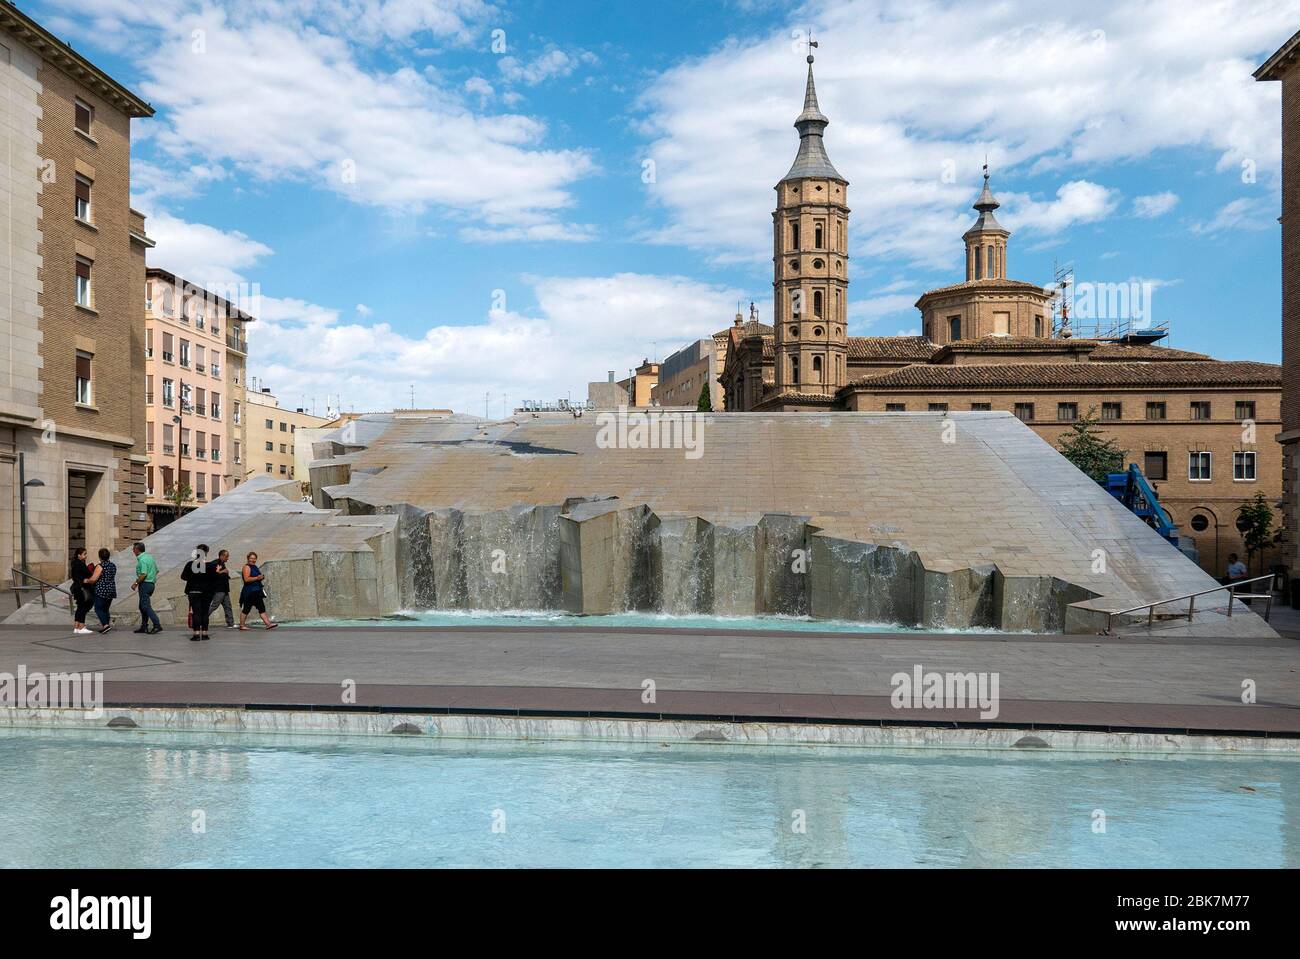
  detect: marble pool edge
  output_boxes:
[3,706,1300,756]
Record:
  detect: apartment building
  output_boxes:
[0,3,153,586]
[245,384,332,488]
[143,268,252,528]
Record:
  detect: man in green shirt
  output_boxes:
[130,542,162,634]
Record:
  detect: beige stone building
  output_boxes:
[0,4,153,586]
[142,268,253,528]
[651,322,732,409]
[715,51,1282,575]
[245,384,333,488]
[615,359,659,408]
[1256,32,1300,578]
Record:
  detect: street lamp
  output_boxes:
[17,451,45,579]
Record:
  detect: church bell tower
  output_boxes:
[773,41,849,395]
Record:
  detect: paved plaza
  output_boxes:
[2,622,1298,735]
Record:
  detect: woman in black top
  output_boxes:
[180,544,216,642]
[70,547,94,635]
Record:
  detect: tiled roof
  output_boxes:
[841,360,1281,392]
[1089,342,1212,362]
[733,320,773,340]
[915,278,1050,302]
[933,336,1093,359]
[756,388,837,407]
[847,336,937,361]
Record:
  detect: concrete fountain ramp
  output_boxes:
[301,410,1272,636]
[5,475,399,626]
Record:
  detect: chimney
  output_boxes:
[607,371,615,383]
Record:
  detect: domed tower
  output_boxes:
[963,164,1009,281]
[772,46,849,395]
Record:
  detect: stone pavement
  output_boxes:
[3,622,1298,735]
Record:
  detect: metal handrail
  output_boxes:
[1104,573,1275,634]
[9,567,73,612]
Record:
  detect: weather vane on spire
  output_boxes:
[806,30,818,63]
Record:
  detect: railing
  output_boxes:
[226,333,246,352]
[9,568,72,612]
[1104,574,1275,634]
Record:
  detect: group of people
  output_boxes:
[70,543,277,639]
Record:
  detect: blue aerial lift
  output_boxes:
[1104,463,1180,547]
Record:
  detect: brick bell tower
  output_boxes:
[773,41,849,395]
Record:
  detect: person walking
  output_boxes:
[238,551,278,631]
[130,542,162,634]
[181,543,216,642]
[70,547,94,635]
[207,549,235,629]
[85,548,117,634]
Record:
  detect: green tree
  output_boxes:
[1056,408,1126,484]
[1236,492,1275,574]
[696,381,713,412]
[163,481,194,521]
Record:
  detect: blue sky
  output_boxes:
[32,0,1300,415]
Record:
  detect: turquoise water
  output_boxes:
[1,727,1297,867]
[293,608,999,633]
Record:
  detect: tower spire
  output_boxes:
[781,36,843,183]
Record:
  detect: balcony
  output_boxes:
[226,333,247,354]
[161,352,174,363]
[145,391,154,404]
[163,398,175,409]
[211,409,222,421]
[211,450,221,463]
[194,404,207,416]
[196,449,207,460]
[162,444,175,455]
[146,442,155,453]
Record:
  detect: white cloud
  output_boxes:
[150,213,743,414]
[637,0,1296,268]
[1133,191,1180,218]
[848,293,915,328]
[1191,196,1278,234]
[145,211,273,286]
[1007,181,1120,234]
[497,48,597,86]
[55,1,597,241]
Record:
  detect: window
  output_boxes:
[1190,514,1210,533]
[265,441,274,452]
[279,443,288,454]
[1235,401,1256,421]
[266,463,273,473]
[145,328,153,359]
[948,316,961,341]
[975,246,982,279]
[1188,451,1212,481]
[234,441,241,465]
[196,345,205,372]
[162,332,174,363]
[1014,403,1035,422]
[1102,402,1122,421]
[195,473,206,500]
[1034,316,1043,337]
[1057,403,1078,421]
[279,464,287,476]
[811,355,823,381]
[814,223,824,248]
[212,475,221,499]
[1146,402,1166,421]
[179,340,190,368]
[75,351,93,405]
[162,378,174,408]
[970,402,991,411]
[791,222,800,250]
[211,435,221,462]
[1144,451,1167,481]
[928,403,949,412]
[74,175,92,222]
[1191,401,1211,421]
[211,393,221,420]
[1234,451,1257,481]
[146,374,153,405]
[280,422,288,432]
[813,290,823,317]
[885,403,906,412]
[75,257,92,307]
[265,418,273,430]
[74,98,93,135]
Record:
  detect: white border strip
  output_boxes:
[3,706,1300,756]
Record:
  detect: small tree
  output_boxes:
[164,481,194,520]
[1057,408,1126,484]
[1236,492,1275,574]
[696,381,713,412]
